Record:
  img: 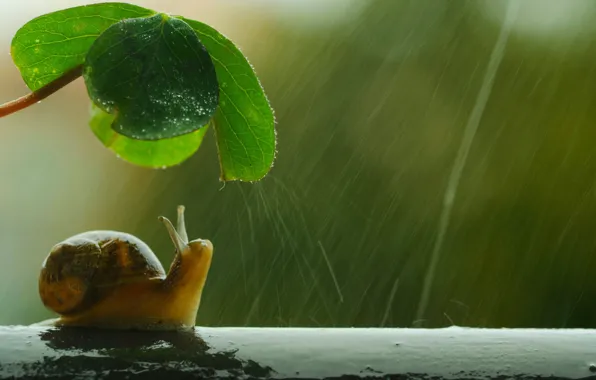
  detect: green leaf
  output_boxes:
[89,104,206,168]
[10,3,277,180]
[10,3,154,91]
[183,18,276,182]
[83,13,219,141]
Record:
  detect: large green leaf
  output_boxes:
[10,3,276,180]
[83,13,219,141]
[89,104,206,168]
[183,18,276,182]
[10,3,154,91]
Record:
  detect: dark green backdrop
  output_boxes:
[120,0,596,329]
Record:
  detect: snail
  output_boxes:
[36,205,213,331]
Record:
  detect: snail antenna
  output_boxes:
[159,215,187,254]
[176,205,189,244]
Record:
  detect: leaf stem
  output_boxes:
[0,65,83,118]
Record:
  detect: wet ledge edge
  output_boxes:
[0,325,595,379]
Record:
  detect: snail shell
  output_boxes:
[39,230,165,316]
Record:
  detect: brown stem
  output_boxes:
[0,64,83,118]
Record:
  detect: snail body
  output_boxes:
[38,206,213,331]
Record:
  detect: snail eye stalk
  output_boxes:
[159,214,187,254]
[176,205,189,244]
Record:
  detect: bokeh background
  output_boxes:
[1,0,595,328]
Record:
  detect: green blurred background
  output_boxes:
[0,0,595,328]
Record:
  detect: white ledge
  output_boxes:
[0,326,595,379]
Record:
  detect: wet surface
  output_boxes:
[1,325,595,379]
[1,326,274,379]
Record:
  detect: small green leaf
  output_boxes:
[83,13,219,141]
[89,104,206,168]
[183,18,276,182]
[11,3,154,91]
